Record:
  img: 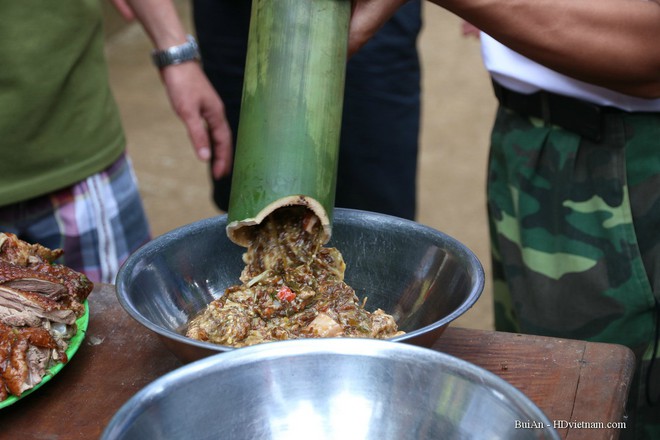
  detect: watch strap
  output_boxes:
[151,35,200,68]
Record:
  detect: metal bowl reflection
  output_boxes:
[101,339,559,440]
[115,208,485,362]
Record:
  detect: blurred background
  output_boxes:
[102,1,497,330]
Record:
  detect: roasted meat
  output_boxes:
[0,233,93,303]
[187,207,403,347]
[0,285,79,327]
[0,233,63,266]
[0,323,64,399]
[0,233,92,401]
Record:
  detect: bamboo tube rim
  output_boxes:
[226,196,331,247]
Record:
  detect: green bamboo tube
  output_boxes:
[226,0,350,247]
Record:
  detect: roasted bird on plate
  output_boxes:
[0,233,92,402]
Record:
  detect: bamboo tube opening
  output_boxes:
[227,195,331,248]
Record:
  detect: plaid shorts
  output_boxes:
[0,153,151,283]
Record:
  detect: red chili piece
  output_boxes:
[277,285,296,302]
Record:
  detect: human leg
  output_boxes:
[488,107,660,437]
[193,0,251,212]
[334,0,422,220]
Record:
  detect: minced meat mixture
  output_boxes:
[186,207,404,347]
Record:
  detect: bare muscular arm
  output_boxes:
[350,0,660,98]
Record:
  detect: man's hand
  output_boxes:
[348,0,407,56]
[108,0,234,178]
[160,63,233,179]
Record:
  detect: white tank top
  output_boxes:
[480,33,660,112]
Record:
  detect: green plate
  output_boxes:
[0,300,89,409]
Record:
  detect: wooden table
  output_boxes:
[0,284,635,439]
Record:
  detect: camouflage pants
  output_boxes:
[488,105,660,439]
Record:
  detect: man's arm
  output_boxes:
[350,0,660,98]
[111,0,233,179]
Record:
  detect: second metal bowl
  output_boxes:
[102,339,559,440]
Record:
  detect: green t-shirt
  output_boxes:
[0,0,125,206]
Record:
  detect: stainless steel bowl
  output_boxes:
[116,208,485,362]
[101,339,559,440]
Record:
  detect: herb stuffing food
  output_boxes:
[186,207,404,347]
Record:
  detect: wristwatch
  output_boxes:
[151,35,200,68]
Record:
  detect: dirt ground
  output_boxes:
[104,2,497,330]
